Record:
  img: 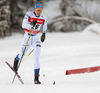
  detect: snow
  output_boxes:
[42,0,61,21]
[83,23,100,35]
[0,32,100,93]
[1,1,100,93]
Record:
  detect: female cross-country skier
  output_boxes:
[13,1,47,84]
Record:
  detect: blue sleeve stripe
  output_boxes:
[43,20,45,25]
[25,14,29,18]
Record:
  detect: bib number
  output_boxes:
[35,24,40,29]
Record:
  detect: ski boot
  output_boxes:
[13,54,19,72]
[34,75,41,84]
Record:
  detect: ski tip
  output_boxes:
[5,61,8,63]
[11,83,13,85]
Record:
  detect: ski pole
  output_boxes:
[27,49,34,57]
[12,31,32,84]
[12,27,33,84]
[12,20,37,84]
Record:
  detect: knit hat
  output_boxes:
[35,3,43,9]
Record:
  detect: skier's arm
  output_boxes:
[41,16,47,42]
[43,16,47,34]
[22,12,33,30]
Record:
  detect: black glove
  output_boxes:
[41,33,45,42]
[30,20,37,26]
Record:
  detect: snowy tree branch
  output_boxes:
[49,16,97,25]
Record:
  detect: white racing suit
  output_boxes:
[15,11,47,75]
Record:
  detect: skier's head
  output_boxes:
[34,2,43,16]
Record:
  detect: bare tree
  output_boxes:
[0,0,11,38]
[48,0,99,32]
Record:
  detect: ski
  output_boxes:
[5,61,24,84]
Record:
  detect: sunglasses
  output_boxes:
[36,9,43,12]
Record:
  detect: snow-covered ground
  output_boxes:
[0,32,100,93]
[0,0,100,93]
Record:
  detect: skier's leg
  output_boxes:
[33,35,41,84]
[13,33,31,71]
